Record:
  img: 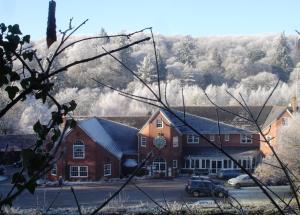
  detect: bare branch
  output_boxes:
[57,27,151,55]
[90,152,153,215]
[255,79,280,122]
[131,182,168,213]
[92,78,158,102]
[71,187,82,215]
[150,27,161,99]
[101,46,160,101]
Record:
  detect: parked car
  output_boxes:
[227,174,256,188]
[217,169,241,179]
[185,179,228,198]
[190,175,211,180]
[193,169,209,176]
[189,175,223,185]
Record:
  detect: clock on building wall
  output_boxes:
[154,136,166,149]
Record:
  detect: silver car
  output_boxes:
[227,174,256,188]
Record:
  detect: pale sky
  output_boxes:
[1,0,300,40]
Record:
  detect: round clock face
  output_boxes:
[154,136,166,149]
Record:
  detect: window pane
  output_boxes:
[224,160,228,168]
[173,136,179,147]
[206,160,210,168]
[195,159,199,168]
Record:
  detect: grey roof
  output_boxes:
[183,147,261,159]
[70,116,149,129]
[172,106,287,132]
[78,117,138,159]
[161,109,249,134]
[0,134,36,152]
[102,116,149,129]
[262,106,288,128]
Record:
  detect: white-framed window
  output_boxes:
[73,140,85,159]
[70,166,88,177]
[141,136,147,147]
[209,135,215,142]
[224,134,230,142]
[187,135,199,144]
[156,119,163,128]
[51,164,57,176]
[173,136,179,147]
[240,134,252,144]
[282,117,288,126]
[104,163,112,176]
[173,160,178,168]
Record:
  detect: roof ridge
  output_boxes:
[95,117,139,130]
[165,109,249,132]
[78,118,123,159]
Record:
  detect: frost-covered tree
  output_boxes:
[255,114,300,184]
[239,72,278,91]
[175,35,197,67]
[248,49,266,63]
[157,52,167,81]
[18,97,51,133]
[272,32,294,74]
[137,54,156,83]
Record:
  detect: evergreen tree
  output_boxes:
[273,32,294,73]
[157,52,167,81]
[176,35,196,67]
[137,54,156,83]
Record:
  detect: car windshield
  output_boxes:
[236,174,249,179]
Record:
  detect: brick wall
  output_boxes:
[54,126,120,181]
[260,111,292,156]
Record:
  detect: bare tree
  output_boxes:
[0,3,150,208]
[91,29,300,215]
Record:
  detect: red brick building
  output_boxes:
[138,109,261,178]
[50,103,296,180]
[50,117,138,181]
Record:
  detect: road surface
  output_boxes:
[0,179,291,209]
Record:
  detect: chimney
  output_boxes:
[290,96,298,113]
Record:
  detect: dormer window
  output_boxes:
[73,140,85,159]
[156,119,163,128]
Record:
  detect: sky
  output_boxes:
[1,0,300,40]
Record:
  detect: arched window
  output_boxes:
[73,140,85,159]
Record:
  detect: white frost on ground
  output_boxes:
[1,200,289,215]
[0,175,8,182]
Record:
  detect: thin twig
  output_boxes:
[150,27,161,99]
[101,46,160,101]
[255,79,280,122]
[45,186,63,213]
[57,27,151,55]
[70,187,82,215]
[131,182,168,213]
[92,78,157,102]
[90,152,153,215]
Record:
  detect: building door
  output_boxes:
[152,158,166,177]
[217,160,222,173]
[211,160,217,174]
[211,160,222,174]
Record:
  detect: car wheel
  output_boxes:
[192,191,200,197]
[217,192,224,198]
[235,183,241,189]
